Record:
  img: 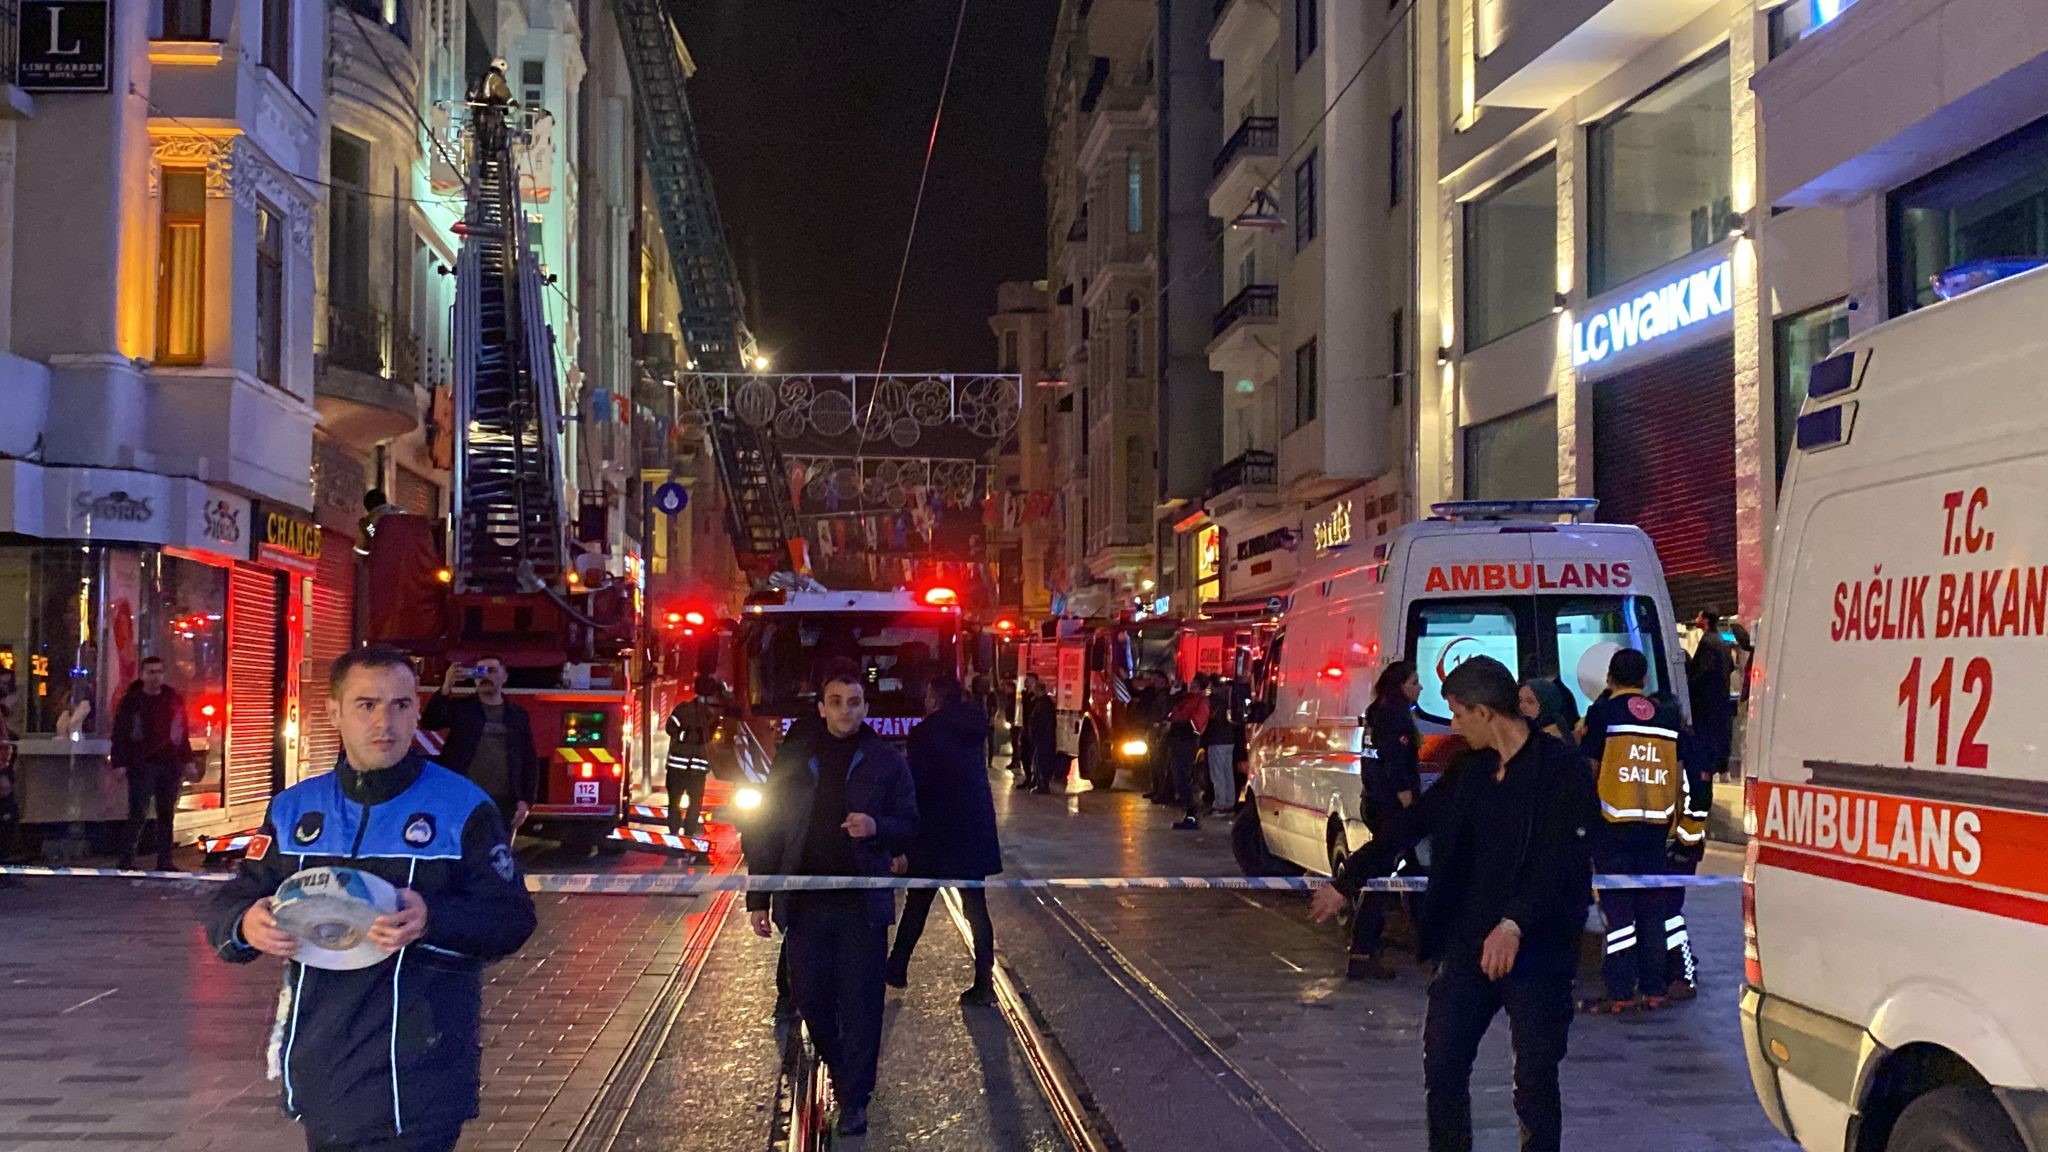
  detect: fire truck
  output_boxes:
[359,94,636,853]
[709,585,965,792]
[1018,614,1180,790]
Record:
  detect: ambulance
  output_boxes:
[1235,498,1687,878]
[1742,259,2048,1152]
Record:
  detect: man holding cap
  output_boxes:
[206,645,537,1152]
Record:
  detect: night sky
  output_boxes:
[669,0,1058,374]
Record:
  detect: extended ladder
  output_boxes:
[608,0,799,573]
[451,104,569,593]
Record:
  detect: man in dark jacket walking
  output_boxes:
[206,645,536,1152]
[744,671,918,1138]
[1311,656,1595,1152]
[1687,608,1737,777]
[887,674,1003,1005]
[114,656,193,871]
[423,657,539,833]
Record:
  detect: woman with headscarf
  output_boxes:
[1350,661,1422,979]
[1519,678,1580,743]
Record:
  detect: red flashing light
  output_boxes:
[922,586,960,607]
[995,618,1017,633]
[665,611,683,627]
[685,610,707,627]
[200,703,218,719]
[579,764,595,780]
[611,764,623,779]
[1322,664,1345,680]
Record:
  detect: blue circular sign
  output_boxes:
[653,482,689,517]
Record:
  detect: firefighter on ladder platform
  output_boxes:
[1576,647,1706,1013]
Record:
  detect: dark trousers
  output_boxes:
[890,886,994,980]
[1030,745,1059,791]
[665,765,707,835]
[1423,957,1573,1152]
[305,1128,460,1152]
[785,894,888,1111]
[1592,831,1678,1000]
[123,760,183,866]
[1168,732,1200,817]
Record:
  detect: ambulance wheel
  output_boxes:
[1326,821,1351,879]
[1231,798,1300,878]
[1886,1085,2026,1152]
[1081,730,1114,790]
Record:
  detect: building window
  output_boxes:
[1001,330,1019,372]
[162,0,212,40]
[521,60,545,107]
[1294,338,1319,429]
[1773,301,1851,486]
[1295,0,1318,69]
[1769,0,1863,57]
[328,132,371,309]
[157,170,207,365]
[1124,437,1148,526]
[1126,149,1144,234]
[262,0,292,83]
[1388,308,1405,406]
[1124,296,1142,378]
[1463,155,1556,350]
[1389,108,1405,207]
[1889,113,2048,316]
[257,202,285,387]
[1463,401,1559,501]
[1295,150,1318,251]
[1588,48,1732,296]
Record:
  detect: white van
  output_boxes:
[1235,499,1688,877]
[1742,261,2048,1152]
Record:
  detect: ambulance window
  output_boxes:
[1408,600,1532,723]
[1544,596,1667,716]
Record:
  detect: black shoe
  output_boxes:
[837,1105,869,1136]
[1030,784,1051,794]
[884,962,908,989]
[1172,817,1200,831]
[1346,954,1397,981]
[960,981,997,1007]
[1013,777,1031,790]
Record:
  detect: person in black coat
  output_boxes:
[886,674,1003,1005]
[1024,674,1060,793]
[743,671,918,1138]
[1350,661,1424,980]
[1688,608,1737,776]
[1311,656,1596,1152]
[422,657,540,833]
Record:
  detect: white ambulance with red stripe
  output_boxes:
[1742,260,2048,1152]
[1235,499,1687,878]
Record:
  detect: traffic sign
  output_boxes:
[653,482,689,516]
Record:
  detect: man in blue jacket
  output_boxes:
[744,669,918,1138]
[206,645,537,1152]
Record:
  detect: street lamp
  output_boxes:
[752,354,772,372]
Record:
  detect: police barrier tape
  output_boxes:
[0,864,1740,895]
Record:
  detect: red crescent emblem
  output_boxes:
[1627,695,1656,721]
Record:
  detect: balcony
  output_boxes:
[1210,0,1280,69]
[1209,116,1278,221]
[1475,0,1724,110]
[1206,450,1276,500]
[336,0,411,44]
[316,304,422,448]
[1210,284,1278,339]
[1079,58,1153,172]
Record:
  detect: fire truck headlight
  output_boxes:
[1119,738,1150,759]
[734,786,764,811]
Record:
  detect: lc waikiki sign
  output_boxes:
[1572,259,1733,370]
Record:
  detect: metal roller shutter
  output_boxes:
[1592,337,1738,620]
[226,565,285,808]
[301,531,355,779]
[394,468,439,518]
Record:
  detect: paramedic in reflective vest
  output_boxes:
[663,675,728,837]
[744,670,919,1139]
[205,645,538,1152]
[1577,647,1705,1013]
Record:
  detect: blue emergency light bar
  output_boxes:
[1930,257,2047,302]
[1430,499,1599,522]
